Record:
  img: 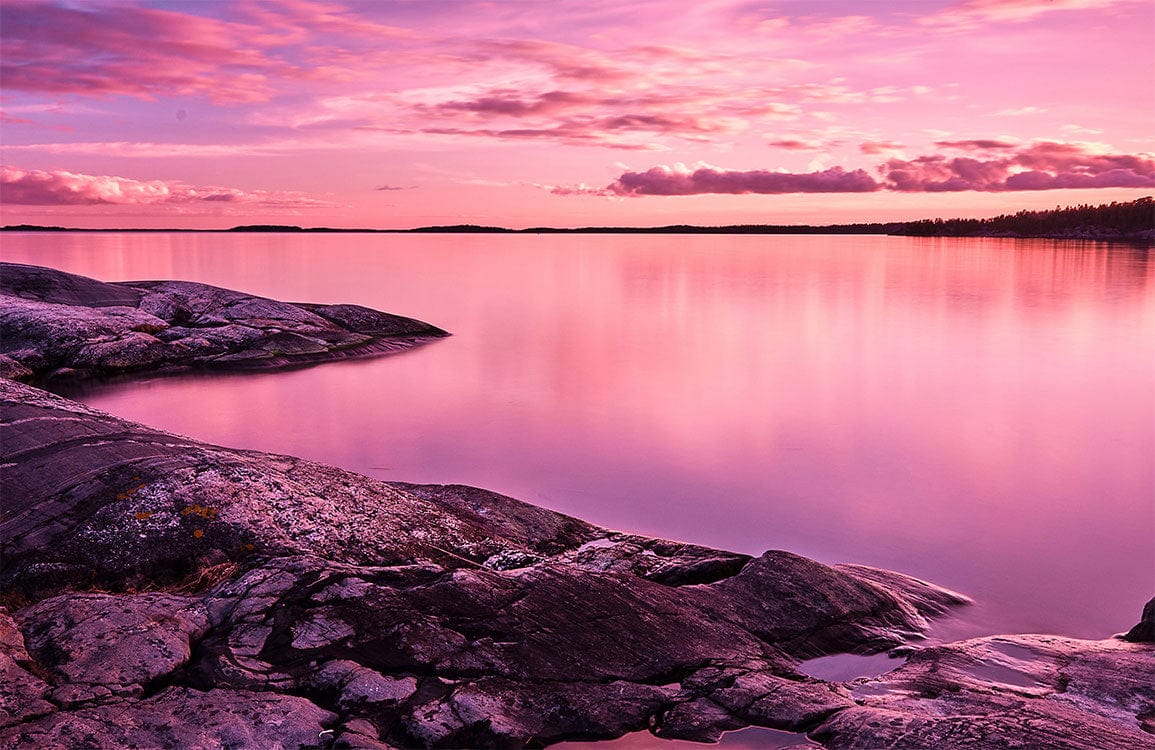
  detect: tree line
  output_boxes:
[892,197,1153,239]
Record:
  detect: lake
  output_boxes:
[3,231,1151,641]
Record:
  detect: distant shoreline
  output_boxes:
[2,224,1151,242]
[3,196,1151,241]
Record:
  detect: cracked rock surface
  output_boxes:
[0,262,448,383]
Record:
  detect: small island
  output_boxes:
[1,263,1151,749]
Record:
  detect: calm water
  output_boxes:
[4,232,1152,640]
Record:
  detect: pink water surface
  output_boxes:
[5,232,1152,639]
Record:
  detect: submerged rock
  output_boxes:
[0,262,448,383]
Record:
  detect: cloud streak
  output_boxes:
[0,166,330,207]
[923,0,1143,28]
[579,142,1155,197]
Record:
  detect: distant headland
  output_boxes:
[4,196,1151,240]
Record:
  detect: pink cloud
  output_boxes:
[0,166,330,207]
[860,140,905,155]
[0,112,36,126]
[606,164,881,196]
[236,0,419,41]
[881,155,1011,192]
[413,124,659,151]
[576,141,1155,197]
[472,39,632,83]
[881,141,1155,192]
[924,0,1142,27]
[400,104,742,149]
[429,90,595,118]
[767,138,825,150]
[0,1,297,102]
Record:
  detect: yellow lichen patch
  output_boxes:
[117,484,145,501]
[134,511,153,520]
[180,504,219,519]
[192,529,205,539]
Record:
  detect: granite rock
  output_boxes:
[814,634,1155,749]
[1,378,977,747]
[1124,597,1155,643]
[0,262,448,383]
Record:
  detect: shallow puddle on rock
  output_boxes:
[959,639,1043,688]
[575,537,618,553]
[796,651,904,682]
[986,640,1042,662]
[556,727,818,748]
[962,659,1039,688]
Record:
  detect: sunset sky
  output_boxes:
[1,0,1153,229]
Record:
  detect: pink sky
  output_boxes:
[1,0,1152,229]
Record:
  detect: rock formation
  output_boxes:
[1,377,973,746]
[1,263,1151,749]
[0,262,447,383]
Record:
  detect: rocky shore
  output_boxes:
[1,264,1151,749]
[0,262,447,384]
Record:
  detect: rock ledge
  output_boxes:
[0,262,448,383]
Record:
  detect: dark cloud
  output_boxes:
[417,108,736,150]
[933,139,1019,150]
[431,90,593,117]
[767,139,824,150]
[579,141,1155,198]
[607,165,881,196]
[881,141,1155,191]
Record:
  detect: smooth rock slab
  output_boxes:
[815,634,1155,750]
[16,592,209,705]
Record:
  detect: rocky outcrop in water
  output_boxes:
[1124,598,1155,644]
[0,262,447,383]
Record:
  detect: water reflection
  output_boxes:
[4,232,1152,639]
